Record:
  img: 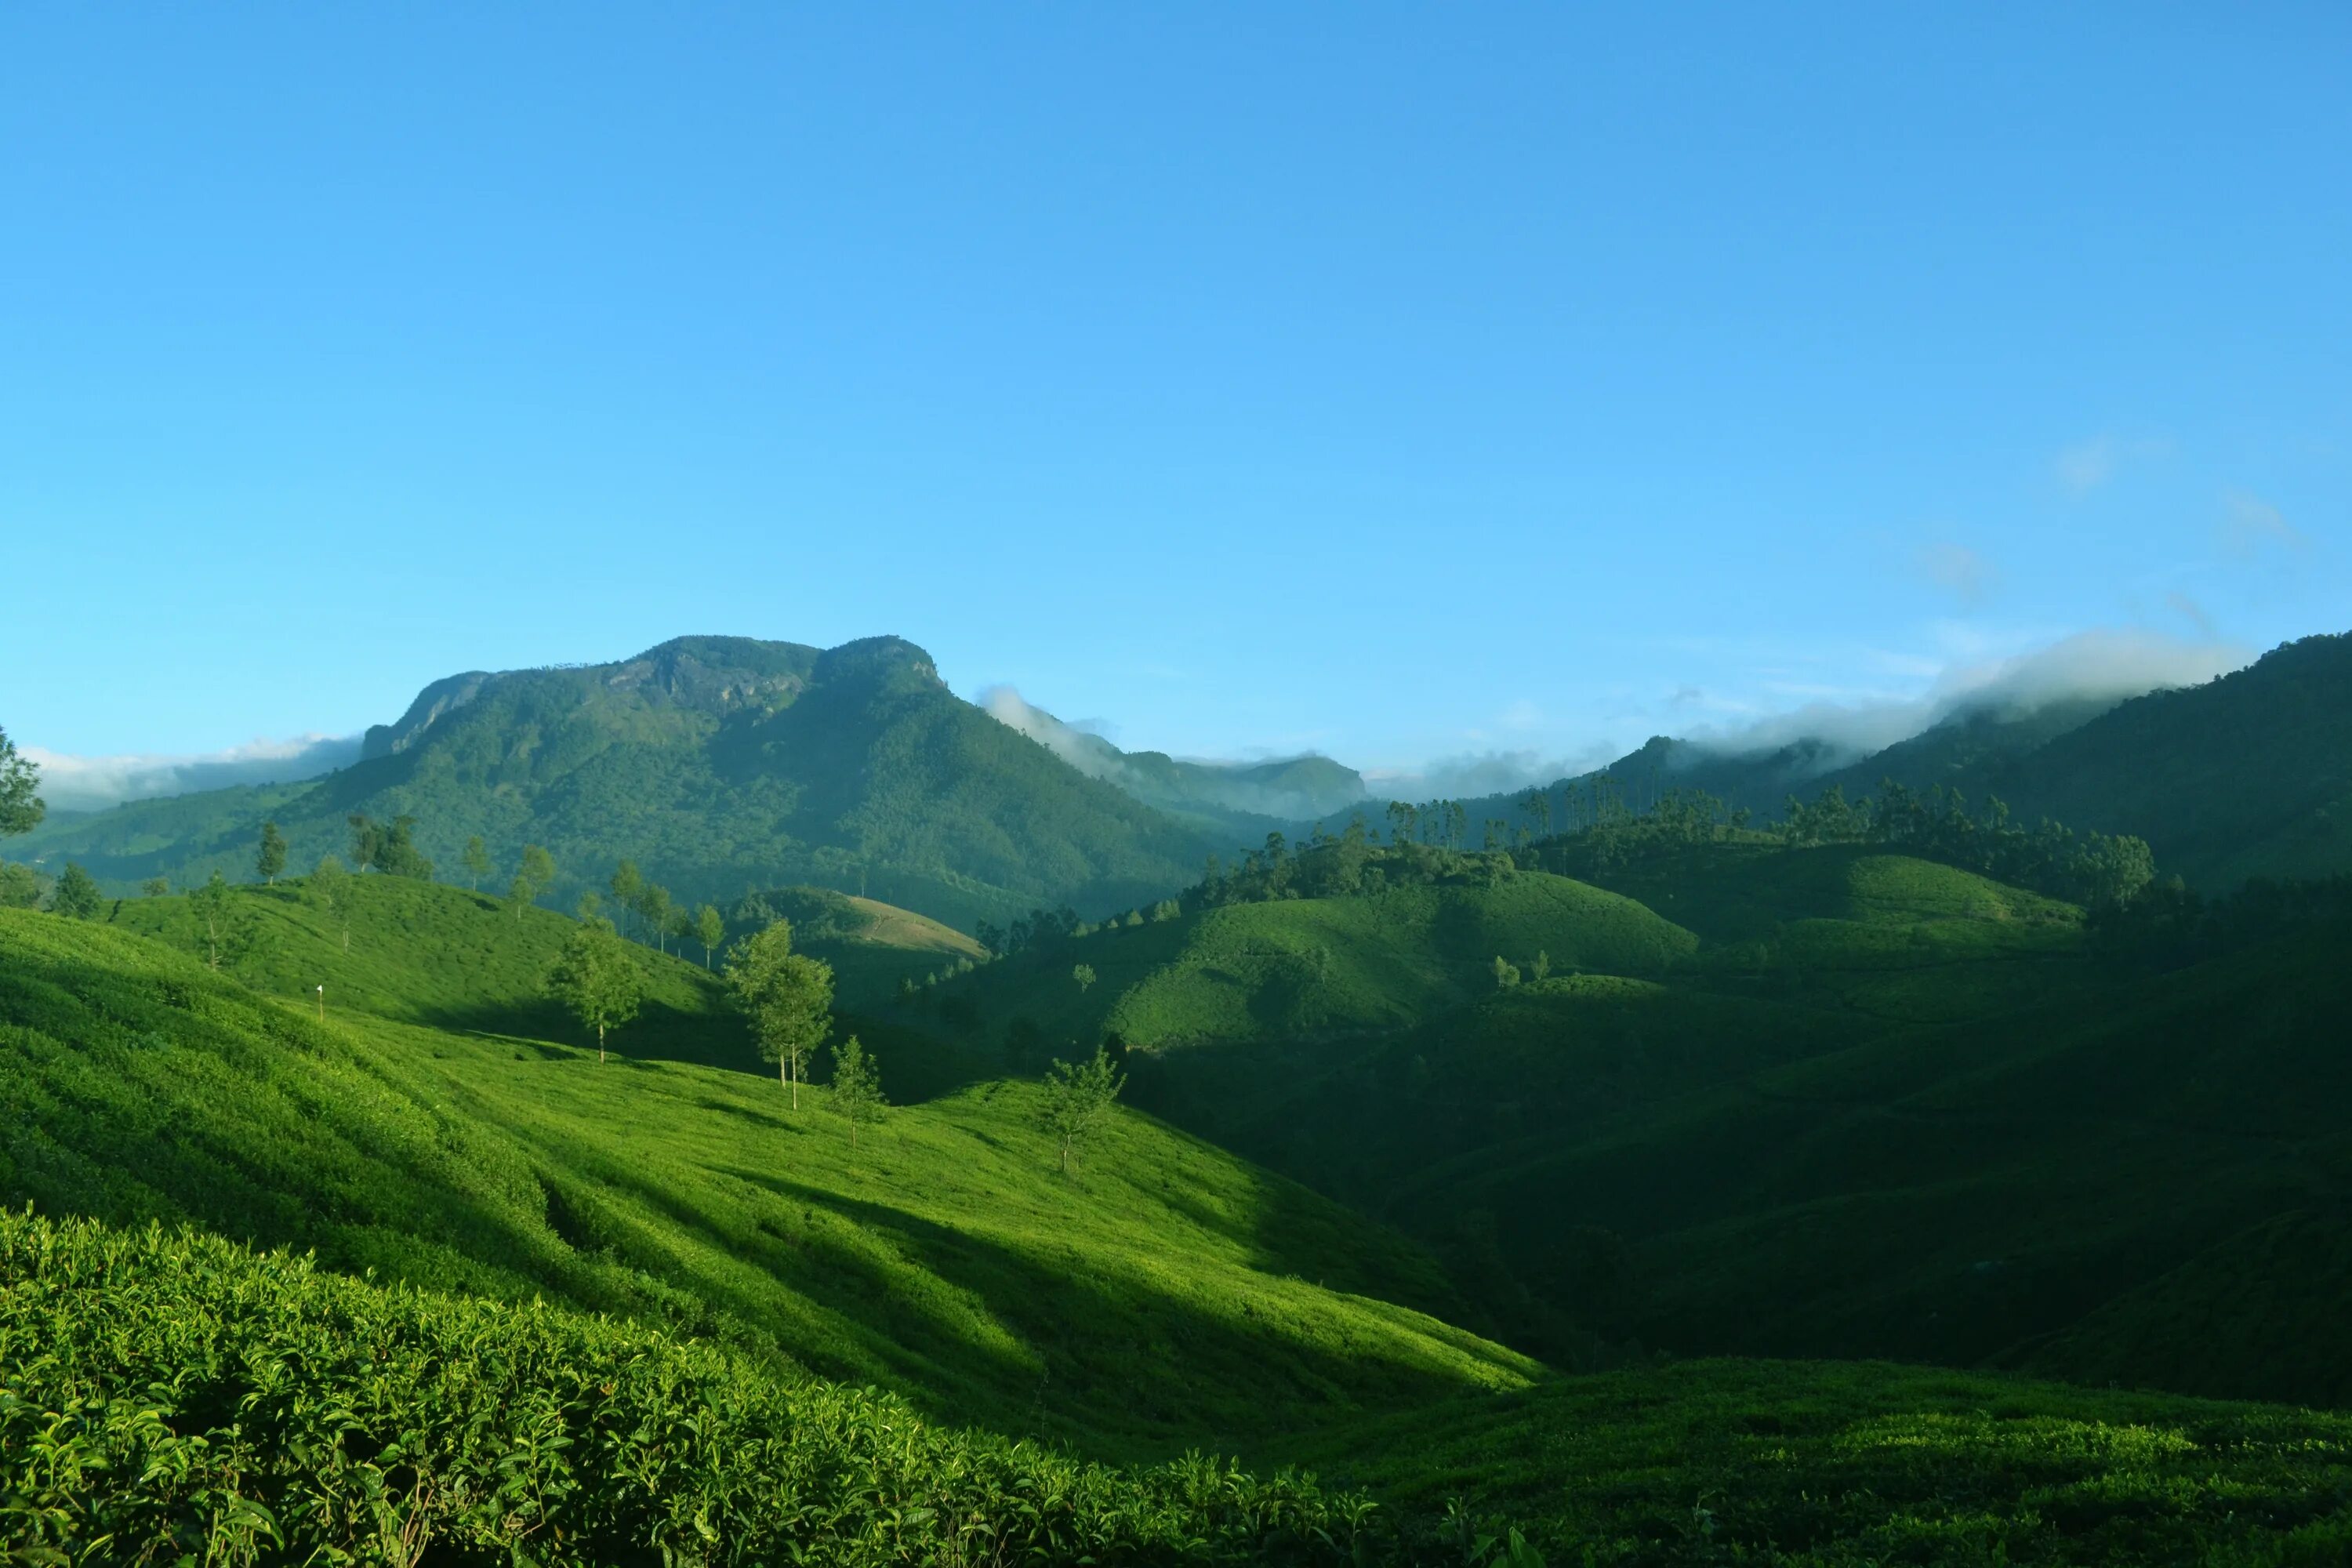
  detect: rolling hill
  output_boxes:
[0,888,1537,1457]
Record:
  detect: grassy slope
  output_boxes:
[1285,1358,2352,1566]
[913,870,1697,1058]
[977,842,2352,1410]
[0,891,1535,1458]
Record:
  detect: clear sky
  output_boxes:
[4,4,2347,793]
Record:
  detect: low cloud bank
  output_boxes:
[26,733,362,813]
[1363,743,1621,804]
[1686,629,2250,764]
[977,685,1361,820]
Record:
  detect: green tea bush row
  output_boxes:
[0,1210,1373,1566]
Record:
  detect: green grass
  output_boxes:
[1283,1358,2352,1565]
[916,871,1697,1058]
[0,898,1534,1457]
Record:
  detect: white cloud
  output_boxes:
[2055,433,2168,495]
[1683,627,2249,763]
[1917,542,1998,606]
[27,734,362,812]
[2220,491,2307,558]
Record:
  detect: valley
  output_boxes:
[8,635,2352,1560]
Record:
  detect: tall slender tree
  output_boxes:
[694,904,724,967]
[828,1035,886,1151]
[462,836,492,891]
[256,821,289,885]
[610,860,644,937]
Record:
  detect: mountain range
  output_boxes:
[17,628,2352,942]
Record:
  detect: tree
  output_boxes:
[0,725,43,840]
[140,877,169,898]
[349,813,430,879]
[348,813,382,873]
[509,872,535,921]
[828,1034,887,1150]
[665,903,694,955]
[462,835,492,891]
[49,862,103,920]
[1491,954,1521,989]
[0,863,39,909]
[544,918,643,1064]
[724,920,836,1108]
[520,844,557,900]
[575,890,604,923]
[1073,962,1097,994]
[309,855,347,910]
[610,861,644,935]
[256,820,288,885]
[694,904,724,967]
[188,870,254,971]
[376,815,433,880]
[1530,949,1552,982]
[636,884,674,953]
[1039,1045,1126,1176]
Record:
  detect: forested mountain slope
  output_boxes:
[1316,630,2352,895]
[18,635,1233,927]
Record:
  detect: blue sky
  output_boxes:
[4,4,2347,797]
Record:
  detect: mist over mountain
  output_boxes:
[977,686,1366,831]
[26,732,363,814]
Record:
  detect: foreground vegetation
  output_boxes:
[11,1210,2350,1565]
[0,1210,1373,1566]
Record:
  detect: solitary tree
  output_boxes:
[0,725,44,840]
[544,917,644,1064]
[1491,954,1521,989]
[828,1034,887,1151]
[348,814,381,873]
[575,890,604,923]
[1530,949,1552,982]
[508,871,535,921]
[462,835,492,891]
[1040,1044,1126,1176]
[521,844,557,899]
[694,903,724,967]
[665,903,694,956]
[309,855,347,910]
[1073,962,1097,995]
[188,870,253,971]
[610,861,644,935]
[256,820,288,885]
[724,920,836,1107]
[49,862,103,920]
[140,877,170,898]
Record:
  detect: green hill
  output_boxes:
[14,634,1233,928]
[1018,839,2352,1412]
[0,897,1536,1456]
[908,868,1697,1067]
